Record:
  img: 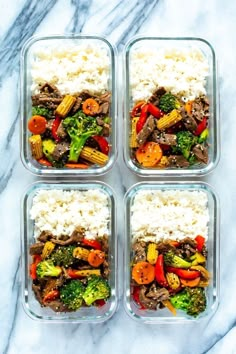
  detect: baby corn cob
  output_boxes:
[130,117,139,148]
[73,269,101,277]
[166,272,180,290]
[157,109,182,130]
[73,247,90,261]
[80,146,108,166]
[146,243,158,265]
[29,134,43,160]
[55,95,76,118]
[156,156,169,168]
[41,241,55,259]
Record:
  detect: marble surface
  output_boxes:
[1,0,236,353]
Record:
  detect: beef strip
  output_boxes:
[39,82,61,94]
[98,92,111,103]
[51,142,70,161]
[167,155,190,168]
[32,284,44,306]
[136,115,156,145]
[146,284,170,301]
[38,231,53,242]
[56,120,67,139]
[46,119,54,131]
[132,241,147,262]
[71,96,82,114]
[99,235,109,253]
[192,144,208,164]
[47,300,71,312]
[156,241,176,253]
[192,96,210,122]
[98,102,109,115]
[29,242,45,255]
[102,259,110,279]
[139,286,158,310]
[96,117,105,126]
[151,131,177,146]
[148,87,166,106]
[43,275,65,296]
[51,227,85,246]
[32,95,63,109]
[101,123,110,137]
[180,106,198,132]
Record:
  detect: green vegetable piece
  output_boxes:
[42,139,56,162]
[60,280,85,310]
[164,250,192,269]
[170,287,206,317]
[172,131,198,160]
[82,275,110,306]
[198,128,209,143]
[50,245,76,268]
[36,260,62,278]
[32,106,53,119]
[159,93,180,113]
[63,110,102,162]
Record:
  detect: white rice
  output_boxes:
[30,189,110,239]
[30,43,110,95]
[131,189,209,242]
[130,47,209,102]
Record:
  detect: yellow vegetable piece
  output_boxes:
[146,243,158,265]
[41,241,55,259]
[166,272,180,290]
[80,146,108,166]
[29,134,43,160]
[157,109,182,130]
[55,95,76,118]
[73,247,90,261]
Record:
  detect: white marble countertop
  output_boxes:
[1,0,236,353]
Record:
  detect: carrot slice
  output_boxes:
[87,250,105,267]
[180,277,201,287]
[82,98,99,116]
[65,163,89,169]
[37,158,52,166]
[185,101,193,115]
[136,142,163,167]
[28,115,47,134]
[132,261,155,285]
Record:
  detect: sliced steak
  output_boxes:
[148,87,166,106]
[192,96,210,122]
[192,144,208,164]
[98,102,109,115]
[47,300,71,312]
[71,96,82,114]
[38,231,53,242]
[56,120,67,139]
[151,132,177,146]
[146,284,170,301]
[32,284,44,306]
[139,286,158,310]
[29,242,44,255]
[180,107,198,132]
[39,82,61,95]
[132,241,147,263]
[51,142,70,161]
[168,155,190,168]
[137,115,156,145]
[51,227,85,246]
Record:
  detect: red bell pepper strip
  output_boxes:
[92,135,109,155]
[131,101,146,117]
[29,255,42,280]
[136,104,149,133]
[195,235,205,252]
[194,117,207,136]
[52,115,62,142]
[165,266,200,280]
[132,286,146,309]
[147,103,163,118]
[43,289,60,303]
[155,254,168,287]
[169,240,180,248]
[82,238,102,250]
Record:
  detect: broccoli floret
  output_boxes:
[32,106,53,119]
[170,287,206,317]
[60,280,85,310]
[63,111,102,162]
[164,250,192,269]
[159,93,180,113]
[82,275,110,306]
[42,139,56,162]
[36,260,62,278]
[172,131,198,159]
[50,245,76,268]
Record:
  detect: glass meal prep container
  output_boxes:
[123,37,219,177]
[124,182,219,323]
[20,35,117,176]
[21,181,117,323]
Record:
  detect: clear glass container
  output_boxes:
[21,181,117,323]
[123,37,219,177]
[124,181,220,323]
[20,35,117,176]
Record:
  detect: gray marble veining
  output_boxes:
[1,0,236,353]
